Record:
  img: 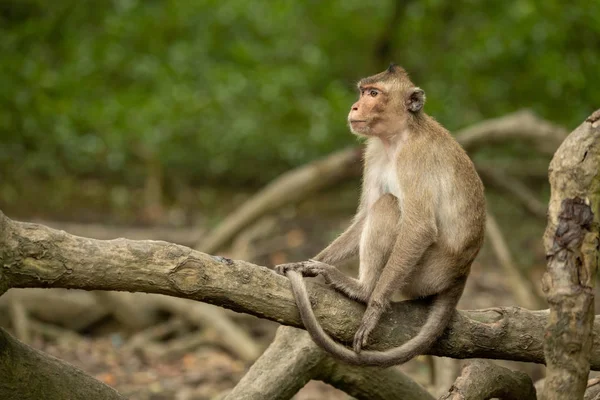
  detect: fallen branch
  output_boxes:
[8,298,30,343]
[124,317,187,353]
[197,147,363,253]
[3,210,600,369]
[455,109,567,154]
[439,359,536,400]
[542,109,600,399]
[478,159,550,181]
[0,288,109,331]
[224,326,325,400]
[429,357,461,398]
[153,331,212,361]
[150,295,261,362]
[29,320,83,343]
[93,291,158,330]
[318,349,434,400]
[226,326,433,400]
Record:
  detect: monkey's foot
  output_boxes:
[353,304,383,353]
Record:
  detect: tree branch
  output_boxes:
[486,211,543,309]
[197,147,362,253]
[226,326,433,400]
[439,359,536,400]
[455,109,568,154]
[318,348,434,400]
[224,326,323,400]
[3,210,600,369]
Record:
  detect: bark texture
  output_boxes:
[542,109,600,400]
[0,328,124,400]
[439,359,536,400]
[2,210,600,368]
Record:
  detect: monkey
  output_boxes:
[275,64,486,367]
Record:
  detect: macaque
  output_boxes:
[276,64,486,367]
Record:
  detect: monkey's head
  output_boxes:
[348,63,426,138]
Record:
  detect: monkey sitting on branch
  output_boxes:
[276,64,486,367]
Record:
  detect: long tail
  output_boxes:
[287,270,461,367]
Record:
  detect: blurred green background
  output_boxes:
[0,0,598,219]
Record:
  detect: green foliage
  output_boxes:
[0,0,598,185]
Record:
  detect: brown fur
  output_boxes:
[276,65,485,367]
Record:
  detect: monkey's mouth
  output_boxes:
[348,120,369,136]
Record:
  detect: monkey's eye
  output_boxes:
[369,89,378,97]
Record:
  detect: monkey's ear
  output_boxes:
[407,88,425,113]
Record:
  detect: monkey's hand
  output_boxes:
[275,261,318,277]
[353,303,384,353]
[275,260,330,279]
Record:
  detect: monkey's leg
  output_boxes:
[278,194,400,303]
[356,193,401,299]
[322,193,401,302]
[275,193,400,303]
[353,202,437,353]
[307,193,403,302]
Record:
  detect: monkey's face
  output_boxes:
[348,66,426,139]
[348,82,406,138]
[348,83,390,136]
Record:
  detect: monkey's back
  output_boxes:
[399,122,485,298]
[431,124,486,264]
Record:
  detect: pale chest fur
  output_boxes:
[362,141,403,210]
[358,141,403,281]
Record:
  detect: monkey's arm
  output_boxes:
[354,195,437,352]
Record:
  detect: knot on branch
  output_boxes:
[168,258,209,294]
[551,197,593,255]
